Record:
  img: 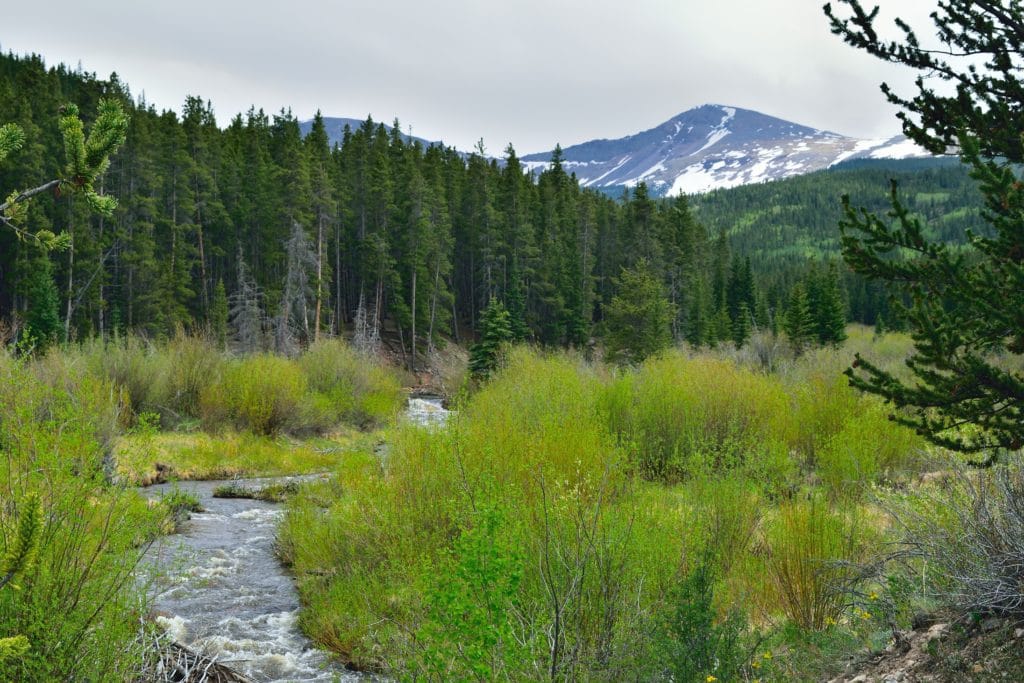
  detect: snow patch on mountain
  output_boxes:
[521,105,931,196]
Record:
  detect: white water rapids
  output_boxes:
[140,396,449,682]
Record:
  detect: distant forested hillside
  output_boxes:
[692,158,982,264]
[0,51,985,355]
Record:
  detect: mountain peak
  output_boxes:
[521,104,922,195]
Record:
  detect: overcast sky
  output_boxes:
[4,1,938,152]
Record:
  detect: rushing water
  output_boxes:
[141,397,450,682]
[142,476,354,682]
[404,395,448,427]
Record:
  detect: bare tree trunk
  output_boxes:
[334,219,342,332]
[97,193,105,339]
[409,267,417,371]
[314,214,324,342]
[196,203,210,315]
[428,256,441,352]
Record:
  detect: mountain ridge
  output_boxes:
[301,104,930,195]
[518,104,928,195]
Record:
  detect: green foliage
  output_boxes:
[160,486,203,529]
[0,494,41,592]
[827,0,1024,453]
[655,555,748,683]
[604,259,674,365]
[0,351,160,680]
[764,500,870,631]
[201,354,308,435]
[414,501,525,680]
[298,338,403,428]
[210,278,229,348]
[783,282,816,354]
[0,635,29,664]
[20,257,62,351]
[469,296,513,378]
[0,123,25,163]
[603,352,795,486]
[1,99,127,251]
[279,342,936,679]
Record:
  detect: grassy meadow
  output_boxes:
[279,328,1008,681]
[0,327,1018,680]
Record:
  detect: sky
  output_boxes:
[4,0,939,153]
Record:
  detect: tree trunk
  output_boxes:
[314,213,324,342]
[409,267,417,371]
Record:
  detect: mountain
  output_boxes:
[520,104,929,196]
[298,117,438,148]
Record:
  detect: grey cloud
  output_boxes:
[5,0,936,152]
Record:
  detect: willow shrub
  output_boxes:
[602,352,797,489]
[283,349,686,680]
[297,339,403,429]
[148,331,224,427]
[201,354,309,435]
[761,499,873,631]
[78,334,158,424]
[0,353,161,681]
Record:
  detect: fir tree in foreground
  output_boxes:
[470,297,513,378]
[827,0,1024,454]
[604,259,673,365]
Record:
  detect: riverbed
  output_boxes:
[140,396,449,682]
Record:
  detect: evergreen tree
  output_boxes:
[470,296,513,378]
[815,262,847,345]
[783,282,816,355]
[732,302,752,348]
[21,255,62,349]
[604,259,674,365]
[827,0,1024,453]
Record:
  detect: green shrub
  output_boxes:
[298,339,402,429]
[817,404,925,497]
[0,352,160,680]
[603,352,795,484]
[149,331,223,426]
[655,555,749,683]
[78,334,159,423]
[202,354,308,435]
[763,500,870,631]
[282,350,674,678]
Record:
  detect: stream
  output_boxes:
[140,396,449,682]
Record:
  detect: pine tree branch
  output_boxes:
[0,179,62,213]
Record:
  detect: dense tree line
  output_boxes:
[0,50,964,359]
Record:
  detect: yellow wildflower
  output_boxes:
[706,676,717,682]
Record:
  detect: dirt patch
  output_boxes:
[828,618,1024,682]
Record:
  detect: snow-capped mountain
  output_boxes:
[520,104,929,196]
